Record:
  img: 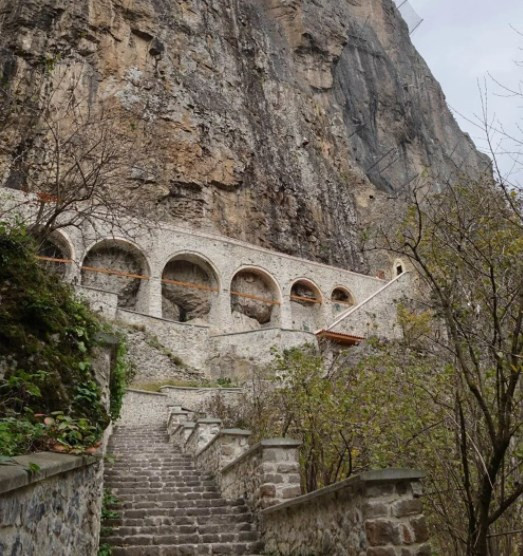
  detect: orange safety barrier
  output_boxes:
[290,295,322,304]
[81,265,151,281]
[162,277,219,293]
[35,257,281,306]
[231,290,281,306]
[37,256,73,264]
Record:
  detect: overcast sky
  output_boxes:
[408,0,523,185]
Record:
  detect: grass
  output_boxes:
[131,377,237,392]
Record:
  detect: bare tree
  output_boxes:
[374,176,523,555]
[0,58,155,243]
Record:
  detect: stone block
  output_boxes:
[367,548,397,556]
[392,499,423,518]
[363,501,389,519]
[365,519,397,546]
[259,484,277,498]
[410,517,430,543]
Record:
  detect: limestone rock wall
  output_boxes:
[0,0,489,273]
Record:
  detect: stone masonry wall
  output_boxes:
[262,469,430,556]
[195,430,252,479]
[220,440,302,511]
[76,285,119,320]
[330,273,410,339]
[0,453,103,556]
[117,309,210,376]
[208,329,318,381]
[2,187,389,337]
[118,389,170,427]
[161,387,244,413]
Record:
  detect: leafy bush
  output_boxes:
[0,222,131,455]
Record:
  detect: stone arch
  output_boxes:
[393,258,405,277]
[161,252,220,324]
[30,227,74,278]
[331,286,356,316]
[230,266,281,331]
[290,278,323,333]
[81,238,150,311]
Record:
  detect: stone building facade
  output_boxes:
[2,187,410,379]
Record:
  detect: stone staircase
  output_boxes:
[101,425,264,555]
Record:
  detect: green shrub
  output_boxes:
[0,222,129,455]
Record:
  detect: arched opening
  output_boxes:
[162,254,219,324]
[393,259,405,277]
[31,228,73,278]
[81,240,149,310]
[291,279,322,332]
[230,269,281,331]
[331,287,355,316]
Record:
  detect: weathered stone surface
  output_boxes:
[262,470,430,556]
[0,0,488,274]
[220,438,302,511]
[0,456,102,556]
[102,424,263,554]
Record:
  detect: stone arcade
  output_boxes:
[2,188,409,380]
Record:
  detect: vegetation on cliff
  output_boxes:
[0,222,131,456]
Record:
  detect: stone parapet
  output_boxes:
[171,422,196,446]
[185,418,222,455]
[195,429,252,478]
[0,452,102,556]
[261,468,430,556]
[166,409,190,436]
[220,438,302,511]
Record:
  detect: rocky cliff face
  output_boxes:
[0,0,488,272]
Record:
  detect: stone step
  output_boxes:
[108,543,264,555]
[103,530,260,545]
[102,425,263,555]
[105,515,254,528]
[102,522,256,537]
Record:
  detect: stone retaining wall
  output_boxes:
[117,309,210,374]
[330,273,410,339]
[208,329,318,380]
[262,469,430,556]
[76,285,119,320]
[0,453,103,556]
[219,439,302,511]
[195,429,252,478]
[118,389,170,426]
[161,386,244,412]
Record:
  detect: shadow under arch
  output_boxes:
[290,278,323,333]
[331,285,356,316]
[80,237,151,311]
[161,251,220,324]
[230,265,282,332]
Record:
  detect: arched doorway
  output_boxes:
[290,279,322,332]
[162,254,219,324]
[81,239,150,311]
[230,268,281,331]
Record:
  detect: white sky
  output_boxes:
[408,0,523,185]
